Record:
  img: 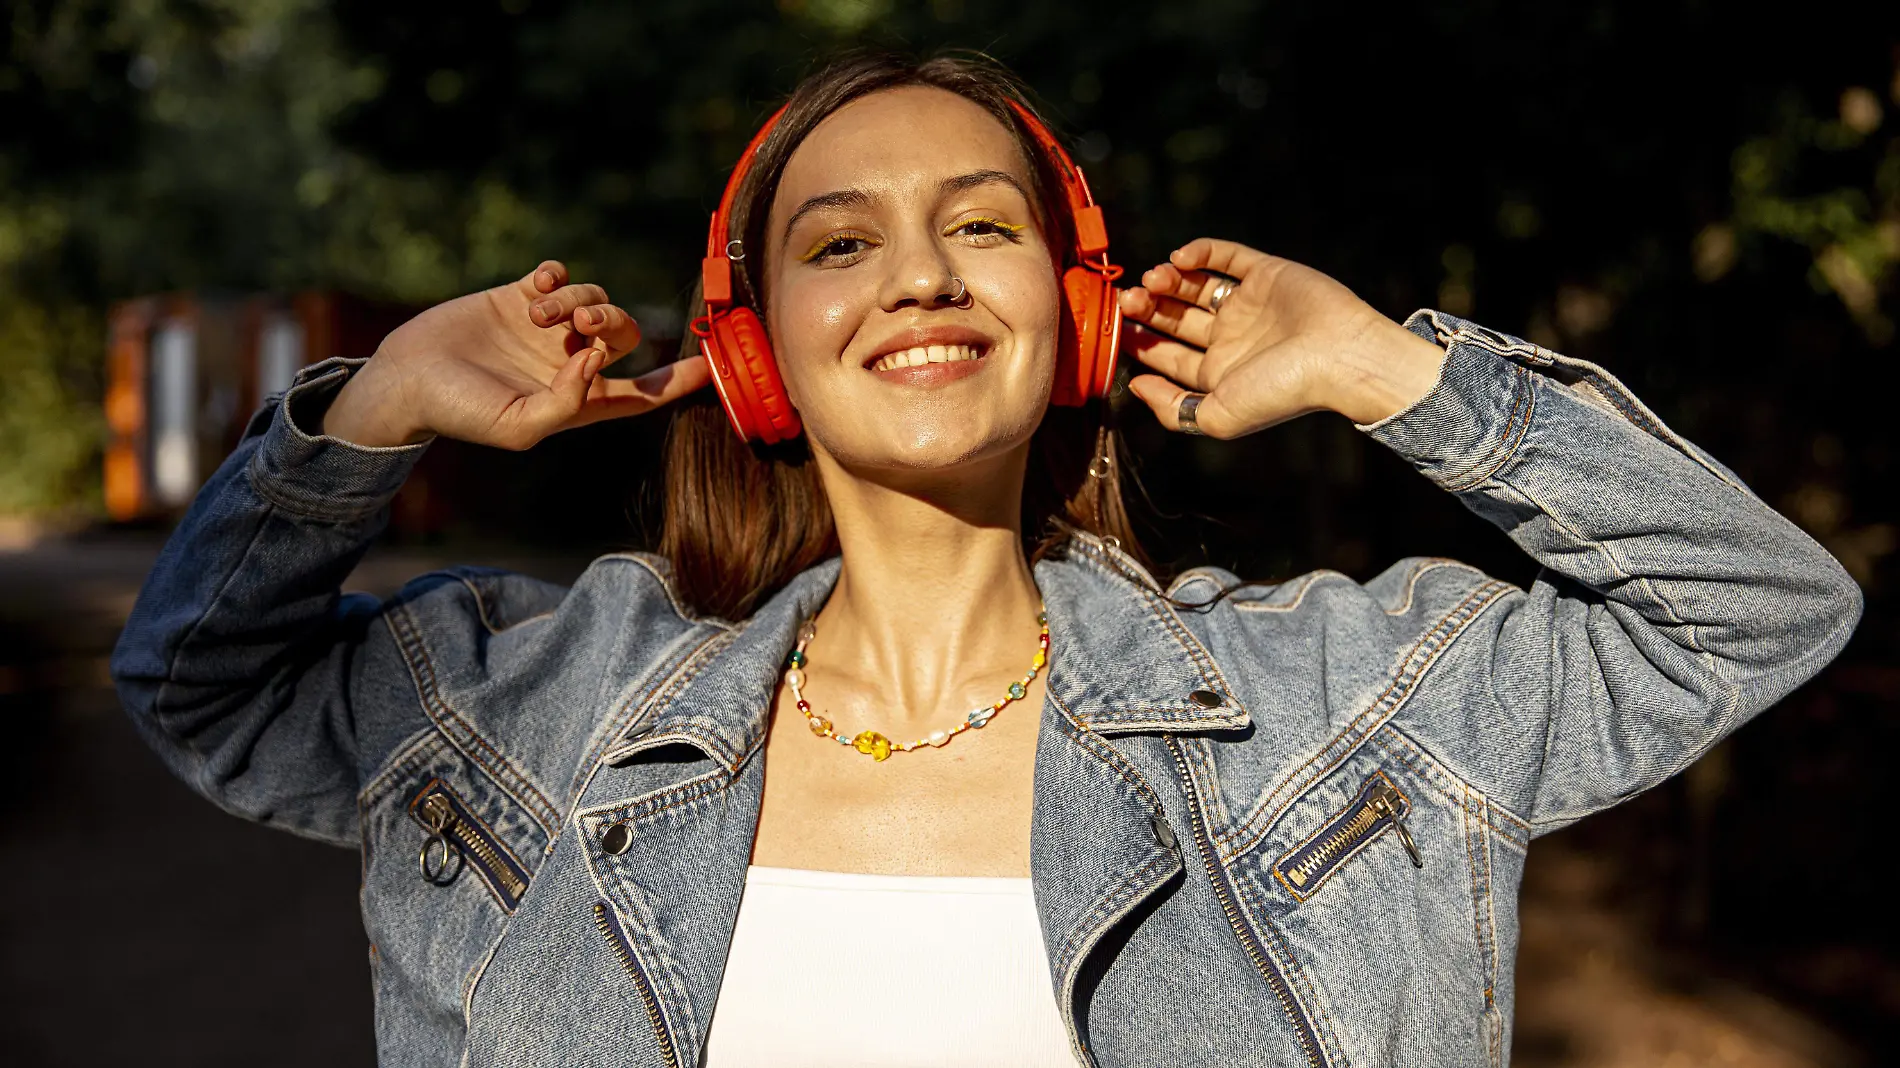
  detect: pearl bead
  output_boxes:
[928,729,949,747]
[784,668,805,690]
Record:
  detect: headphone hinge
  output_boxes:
[702,256,734,308]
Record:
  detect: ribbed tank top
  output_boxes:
[702,864,1081,1066]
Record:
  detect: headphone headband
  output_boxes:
[700,95,1109,311]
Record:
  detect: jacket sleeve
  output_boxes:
[110,357,432,847]
[1362,310,1862,835]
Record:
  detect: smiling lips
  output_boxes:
[869,343,983,372]
[866,341,991,386]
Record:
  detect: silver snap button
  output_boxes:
[1188,689,1222,708]
[1150,813,1178,850]
[600,821,633,856]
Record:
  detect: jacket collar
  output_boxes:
[610,532,1251,767]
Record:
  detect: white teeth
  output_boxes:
[870,344,982,372]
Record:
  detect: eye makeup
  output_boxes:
[799,230,880,264]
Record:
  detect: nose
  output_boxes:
[877,230,964,312]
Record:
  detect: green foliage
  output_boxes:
[0,296,102,514]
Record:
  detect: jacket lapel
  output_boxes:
[1030,535,1254,1064]
[576,560,839,1066]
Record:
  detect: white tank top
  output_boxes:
[702,864,1082,1067]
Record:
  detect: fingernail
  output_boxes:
[535,301,558,321]
[584,307,602,326]
[537,270,555,289]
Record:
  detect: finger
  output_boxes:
[1139,263,1230,313]
[563,355,715,430]
[495,346,605,448]
[1126,374,1242,439]
[1123,324,1211,391]
[1119,286,1215,348]
[1169,238,1273,280]
[518,260,569,298]
[529,282,610,329]
[572,304,643,366]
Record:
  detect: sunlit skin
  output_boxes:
[320,85,1446,877]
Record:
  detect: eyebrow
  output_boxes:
[779,170,1031,247]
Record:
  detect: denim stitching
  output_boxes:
[572,628,731,814]
[1220,580,1513,858]
[1382,559,1486,616]
[1234,870,1345,1065]
[1045,689,1175,973]
[1441,360,1536,494]
[387,604,560,832]
[594,552,730,630]
[447,573,555,637]
[1219,580,1515,862]
[1269,769,1411,903]
[358,725,449,811]
[1226,570,1353,612]
[1367,727,1529,849]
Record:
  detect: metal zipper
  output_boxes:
[1275,775,1422,901]
[408,781,531,909]
[1165,736,1327,1068]
[593,901,680,1068]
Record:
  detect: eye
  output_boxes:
[800,231,879,265]
[950,216,1027,244]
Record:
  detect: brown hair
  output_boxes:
[659,50,1149,620]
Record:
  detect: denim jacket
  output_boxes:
[112,310,1861,1068]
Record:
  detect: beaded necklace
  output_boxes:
[783,608,1050,761]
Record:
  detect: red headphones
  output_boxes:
[693,97,1123,445]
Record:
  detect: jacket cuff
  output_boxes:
[244,356,430,522]
[1356,309,1545,492]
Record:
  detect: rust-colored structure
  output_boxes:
[103,292,428,527]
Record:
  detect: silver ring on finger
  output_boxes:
[1206,276,1238,314]
[1177,392,1207,436]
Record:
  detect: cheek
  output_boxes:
[978,256,1064,365]
[765,273,861,402]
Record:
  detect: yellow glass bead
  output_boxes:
[808,715,832,737]
[853,730,892,761]
[1032,650,1046,669]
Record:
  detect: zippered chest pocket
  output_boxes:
[408,777,532,912]
[1273,770,1422,902]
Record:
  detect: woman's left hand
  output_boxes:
[1117,238,1449,436]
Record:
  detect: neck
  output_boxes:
[806,442,1045,727]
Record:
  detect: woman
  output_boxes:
[113,51,1859,1068]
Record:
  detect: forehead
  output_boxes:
[772,86,1032,215]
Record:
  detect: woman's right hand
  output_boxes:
[321,260,710,449]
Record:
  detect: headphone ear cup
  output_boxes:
[707,308,801,444]
[1053,266,1096,407]
[1056,266,1120,405]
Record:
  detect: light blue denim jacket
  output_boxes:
[112,310,1862,1068]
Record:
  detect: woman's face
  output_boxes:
[762,85,1062,475]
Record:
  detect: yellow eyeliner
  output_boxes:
[948,216,1026,237]
[799,230,877,263]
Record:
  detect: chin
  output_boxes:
[812,405,1040,476]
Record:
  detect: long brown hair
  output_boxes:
[659,50,1149,620]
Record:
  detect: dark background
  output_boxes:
[3,1,1896,1065]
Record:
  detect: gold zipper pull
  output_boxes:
[1370,785,1424,869]
[417,793,465,886]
